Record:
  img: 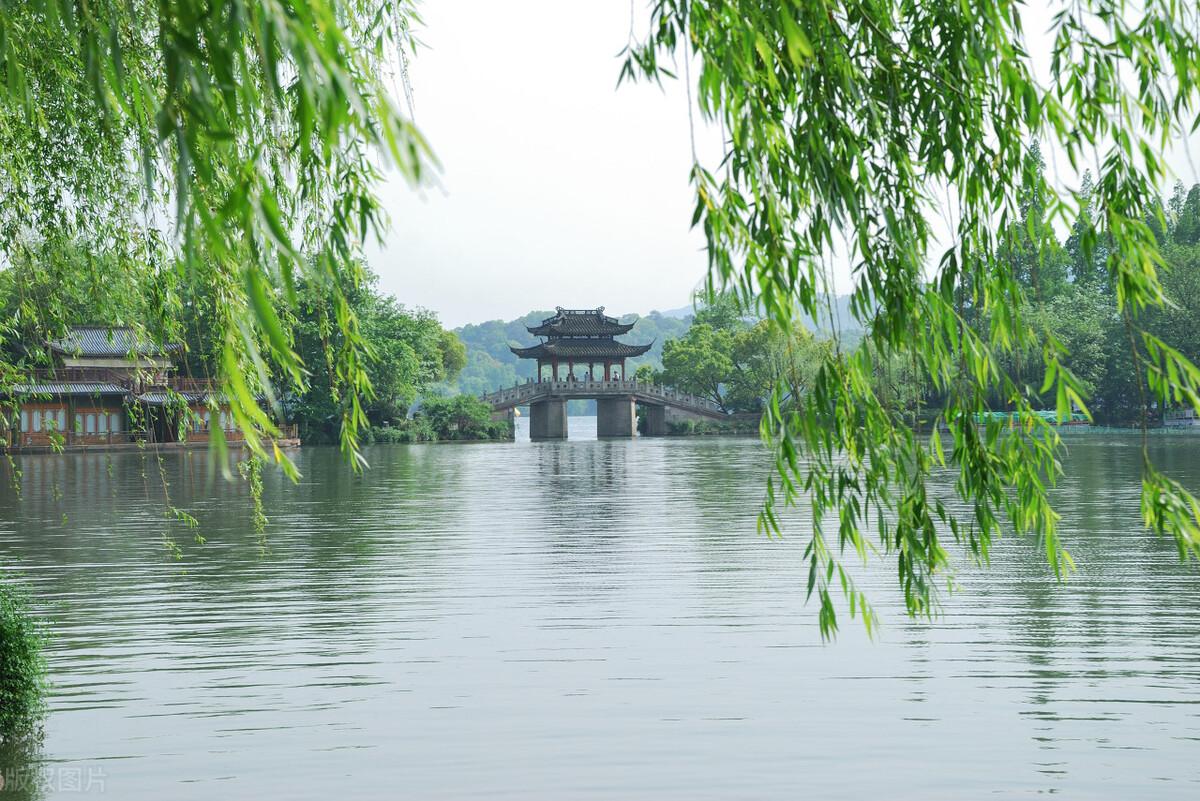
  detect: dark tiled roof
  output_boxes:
[47,327,181,358]
[13,383,129,396]
[510,340,652,359]
[527,307,634,337]
[136,392,213,405]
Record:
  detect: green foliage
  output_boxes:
[237,457,268,550]
[0,0,431,474]
[633,363,662,383]
[663,417,758,436]
[417,395,511,441]
[625,0,1200,638]
[365,418,435,444]
[659,300,829,413]
[662,323,736,409]
[1175,186,1200,246]
[0,582,46,738]
[0,236,161,347]
[964,183,1200,427]
[286,272,463,444]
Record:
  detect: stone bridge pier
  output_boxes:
[596,396,636,438]
[530,396,640,439]
[529,398,568,440]
[641,403,666,436]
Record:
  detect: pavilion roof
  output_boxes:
[135,391,215,405]
[47,326,181,358]
[11,383,129,396]
[510,340,652,360]
[527,307,634,337]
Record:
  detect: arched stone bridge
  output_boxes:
[481,379,728,439]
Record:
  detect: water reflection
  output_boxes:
[0,428,1197,799]
[0,734,46,801]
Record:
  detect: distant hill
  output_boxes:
[799,294,861,337]
[655,295,861,333]
[654,304,696,319]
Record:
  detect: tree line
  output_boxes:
[635,294,832,415]
[644,159,1200,429]
[0,242,505,445]
[949,149,1200,427]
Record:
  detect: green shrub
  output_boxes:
[366,418,436,444]
[418,395,512,441]
[0,583,46,739]
[355,397,514,444]
[665,416,759,436]
[668,419,696,435]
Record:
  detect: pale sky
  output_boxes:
[369,2,1200,329]
[369,1,714,327]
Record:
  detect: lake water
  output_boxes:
[1,420,1199,799]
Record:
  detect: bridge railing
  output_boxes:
[480,379,725,415]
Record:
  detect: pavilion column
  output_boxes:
[552,360,559,381]
[604,362,611,381]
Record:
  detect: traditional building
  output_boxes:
[3,326,256,451]
[510,307,651,382]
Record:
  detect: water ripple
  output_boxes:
[0,426,1197,799]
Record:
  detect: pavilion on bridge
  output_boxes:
[510,307,651,382]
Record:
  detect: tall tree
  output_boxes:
[1004,142,1070,302]
[286,273,464,444]
[661,323,737,410]
[1174,185,1200,246]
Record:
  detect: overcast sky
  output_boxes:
[369,2,1200,329]
[368,1,712,327]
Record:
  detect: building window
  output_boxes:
[74,414,84,434]
[86,414,96,434]
[98,413,107,434]
[110,413,123,434]
[203,411,211,430]
[19,410,28,432]
[31,410,41,432]
[56,409,66,431]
